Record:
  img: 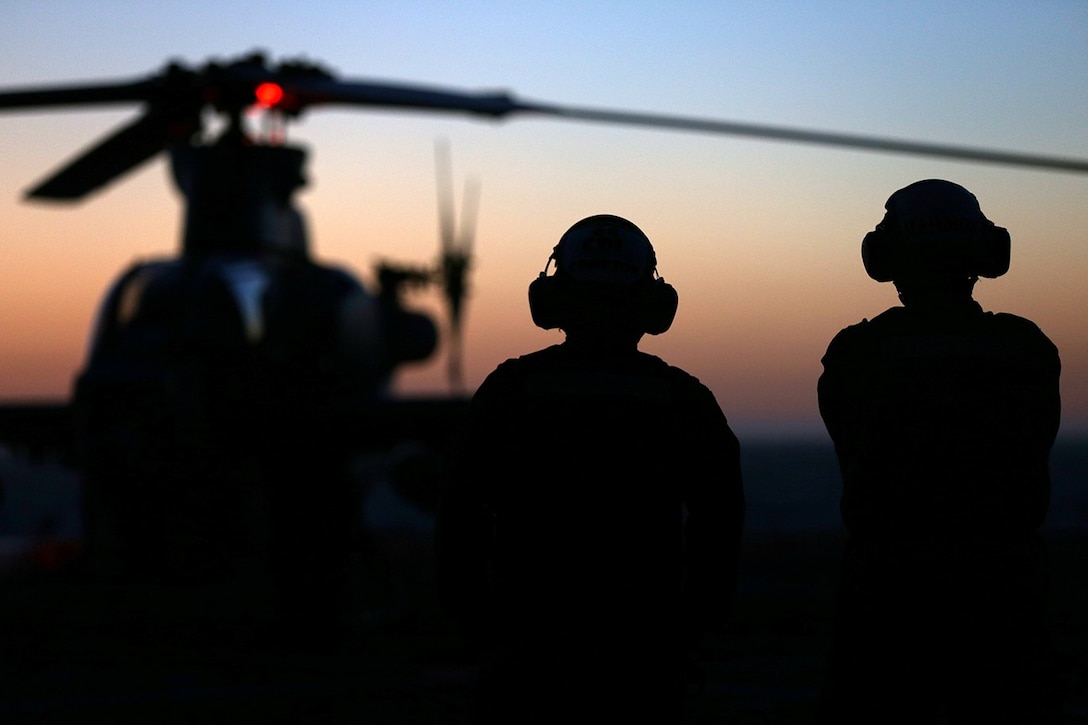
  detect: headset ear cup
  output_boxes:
[977,225,1011,278]
[861,229,896,283]
[642,278,678,335]
[528,274,566,330]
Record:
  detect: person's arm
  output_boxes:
[434,375,505,643]
[817,325,873,451]
[682,384,745,637]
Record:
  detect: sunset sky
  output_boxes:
[1,1,1085,440]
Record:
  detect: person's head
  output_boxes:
[861,179,1010,304]
[528,214,678,341]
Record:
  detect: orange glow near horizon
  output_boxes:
[2,167,1086,441]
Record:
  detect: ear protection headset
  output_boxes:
[861,179,1010,283]
[528,214,678,335]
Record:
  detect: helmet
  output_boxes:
[861,179,1010,282]
[528,214,678,334]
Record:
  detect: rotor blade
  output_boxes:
[27,108,185,200]
[272,76,522,117]
[435,138,457,254]
[7,63,1084,176]
[0,77,162,110]
[515,101,1088,175]
[445,178,479,334]
[291,76,1088,174]
[458,177,481,256]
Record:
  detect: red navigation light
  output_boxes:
[255,82,285,108]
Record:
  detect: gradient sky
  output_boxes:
[1,1,1086,439]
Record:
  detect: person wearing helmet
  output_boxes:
[436,215,744,724]
[817,180,1062,723]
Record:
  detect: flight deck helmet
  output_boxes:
[528,214,677,334]
[861,179,1010,283]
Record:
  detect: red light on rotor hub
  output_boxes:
[255,82,285,108]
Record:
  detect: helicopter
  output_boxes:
[0,54,486,461]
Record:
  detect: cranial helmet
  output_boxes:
[528,214,678,334]
[861,179,1010,283]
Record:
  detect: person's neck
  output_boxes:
[563,328,643,355]
[897,287,978,312]
[895,275,978,312]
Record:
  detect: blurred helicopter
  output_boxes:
[0,49,1086,462]
[0,48,1084,632]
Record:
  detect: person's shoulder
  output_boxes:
[823,308,896,351]
[985,310,1061,359]
[820,308,914,372]
[987,310,1053,339]
[641,355,737,438]
[654,355,704,386]
[493,345,564,373]
[639,352,719,399]
[852,305,917,333]
[474,346,562,390]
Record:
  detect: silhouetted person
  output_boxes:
[817,180,1062,723]
[436,215,744,723]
